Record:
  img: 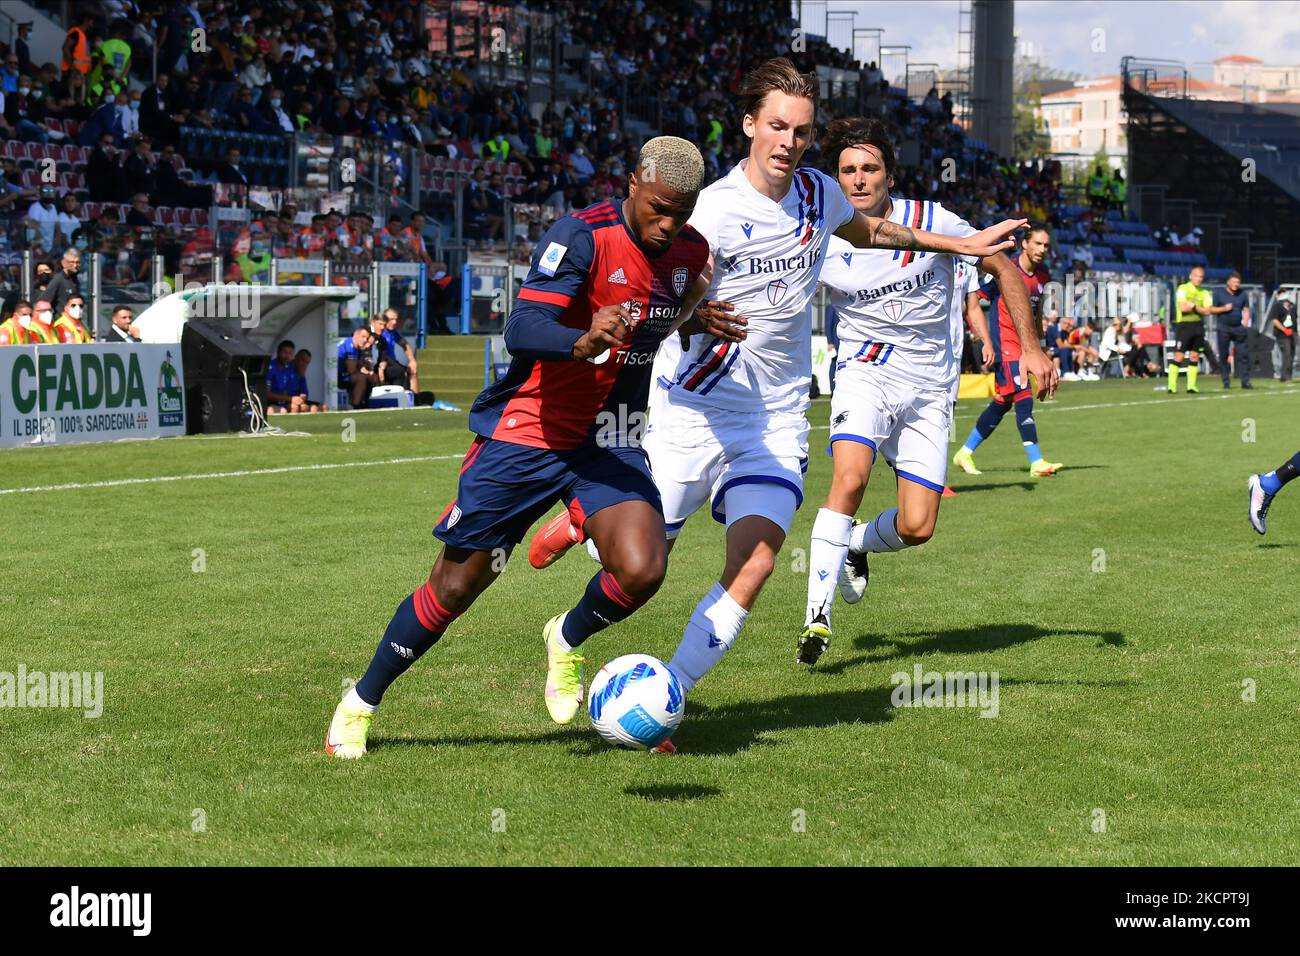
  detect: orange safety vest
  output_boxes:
[0,316,27,344]
[26,320,59,344]
[54,315,92,343]
[63,27,92,75]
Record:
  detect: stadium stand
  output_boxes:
[0,1,1288,391]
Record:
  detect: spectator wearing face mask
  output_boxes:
[54,294,92,343]
[4,76,51,144]
[260,88,296,133]
[32,262,53,293]
[0,300,32,345]
[26,298,59,344]
[568,144,594,182]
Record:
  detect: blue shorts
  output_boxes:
[434,436,662,552]
[993,355,1031,401]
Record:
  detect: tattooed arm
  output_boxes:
[835,211,1028,259]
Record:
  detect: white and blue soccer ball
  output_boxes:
[588,654,685,750]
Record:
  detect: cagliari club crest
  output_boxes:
[672,267,688,297]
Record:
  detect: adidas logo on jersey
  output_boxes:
[608,268,627,284]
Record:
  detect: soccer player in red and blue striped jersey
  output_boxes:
[326,137,713,757]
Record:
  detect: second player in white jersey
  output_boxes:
[798,117,1057,669]
[820,198,978,394]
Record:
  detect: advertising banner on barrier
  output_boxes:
[0,345,186,448]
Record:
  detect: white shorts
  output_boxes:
[643,389,809,536]
[828,361,952,492]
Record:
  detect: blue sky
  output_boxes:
[796,1,1300,78]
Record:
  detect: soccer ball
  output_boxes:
[587,654,685,750]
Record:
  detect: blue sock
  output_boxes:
[355,582,458,705]
[965,400,1012,452]
[1262,452,1300,494]
[560,570,651,648]
[1015,397,1041,463]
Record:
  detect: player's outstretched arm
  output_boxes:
[836,211,1026,257]
[979,252,1058,399]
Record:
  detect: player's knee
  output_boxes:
[896,514,935,546]
[609,555,666,602]
[430,576,475,614]
[831,466,869,500]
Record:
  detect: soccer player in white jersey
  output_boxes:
[797,117,1057,667]
[527,59,1026,744]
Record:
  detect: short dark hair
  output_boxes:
[277,339,295,351]
[821,117,896,178]
[1025,221,1051,239]
[737,57,818,120]
[1227,270,1242,281]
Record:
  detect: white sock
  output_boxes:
[343,686,377,713]
[551,612,577,653]
[667,582,749,692]
[805,508,852,627]
[851,507,907,553]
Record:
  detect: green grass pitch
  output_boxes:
[2,378,1298,865]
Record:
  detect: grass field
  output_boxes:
[3,378,1299,866]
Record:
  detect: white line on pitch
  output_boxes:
[0,454,462,496]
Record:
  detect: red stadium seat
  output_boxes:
[45,118,65,135]
[507,162,520,177]
[19,169,40,188]
[83,202,101,220]
[64,120,81,139]
[191,208,209,226]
